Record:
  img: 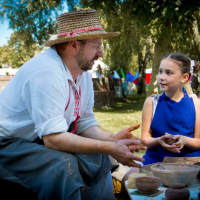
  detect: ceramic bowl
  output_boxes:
[151,163,200,187]
[135,176,160,194]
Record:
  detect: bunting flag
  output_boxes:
[121,68,126,80]
[132,72,139,81]
[133,77,139,85]
[133,72,139,85]
[109,75,115,79]
[126,71,139,83]
[114,71,120,78]
[126,72,134,82]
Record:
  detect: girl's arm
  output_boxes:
[141,96,163,148]
[176,97,200,150]
[141,96,178,152]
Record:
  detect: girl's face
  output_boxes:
[157,58,188,92]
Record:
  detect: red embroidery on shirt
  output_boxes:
[65,83,81,133]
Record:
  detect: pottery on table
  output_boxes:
[193,162,200,179]
[165,183,190,200]
[165,135,177,145]
[198,188,200,200]
[198,189,200,200]
[135,176,160,194]
[151,163,200,187]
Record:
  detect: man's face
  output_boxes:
[75,38,104,71]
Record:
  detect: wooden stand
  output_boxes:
[94,91,114,109]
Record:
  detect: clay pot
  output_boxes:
[194,162,200,179]
[198,189,200,200]
[165,183,190,200]
[165,135,177,145]
[135,176,160,194]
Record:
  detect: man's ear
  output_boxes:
[181,73,190,83]
[68,41,78,53]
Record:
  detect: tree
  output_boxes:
[2,0,200,96]
[0,45,13,67]
[69,0,154,94]
[0,0,63,48]
[76,0,200,95]
[128,0,200,95]
[1,0,152,94]
[0,31,41,68]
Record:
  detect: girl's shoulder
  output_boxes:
[150,94,162,116]
[144,94,162,105]
[151,93,161,100]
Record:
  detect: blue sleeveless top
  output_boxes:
[143,88,200,165]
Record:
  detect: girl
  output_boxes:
[121,53,200,200]
[142,53,200,165]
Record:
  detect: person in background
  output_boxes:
[96,64,104,78]
[0,9,147,200]
[122,53,200,200]
[190,60,200,97]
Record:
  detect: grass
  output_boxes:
[93,91,147,156]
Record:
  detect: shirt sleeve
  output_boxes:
[21,70,69,138]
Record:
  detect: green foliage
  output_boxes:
[0,0,63,47]
[68,0,153,83]
[0,45,13,67]
[1,0,200,94]
[0,31,41,68]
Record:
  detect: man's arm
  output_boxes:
[43,129,146,167]
[80,125,115,141]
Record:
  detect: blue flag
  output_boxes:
[126,73,134,82]
[132,72,139,81]
[114,71,120,78]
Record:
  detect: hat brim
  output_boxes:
[44,32,120,47]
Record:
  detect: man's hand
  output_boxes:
[115,124,141,140]
[109,139,145,167]
[114,124,147,152]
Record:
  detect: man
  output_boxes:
[0,9,146,200]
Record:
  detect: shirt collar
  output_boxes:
[50,46,83,88]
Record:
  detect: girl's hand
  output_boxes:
[173,135,187,150]
[158,134,180,153]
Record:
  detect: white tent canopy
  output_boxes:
[0,67,18,76]
[89,59,109,78]
[146,68,152,74]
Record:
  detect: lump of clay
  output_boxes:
[165,135,177,145]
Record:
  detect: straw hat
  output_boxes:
[44,9,120,47]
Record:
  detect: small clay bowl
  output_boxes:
[165,135,177,145]
[135,176,161,194]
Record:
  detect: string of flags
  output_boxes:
[109,69,139,85]
[126,72,139,85]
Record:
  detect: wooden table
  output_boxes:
[125,179,200,200]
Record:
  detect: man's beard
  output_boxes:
[75,48,99,71]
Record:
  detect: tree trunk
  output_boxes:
[147,37,171,96]
[192,73,200,97]
[137,46,151,94]
[137,52,146,94]
[192,19,200,58]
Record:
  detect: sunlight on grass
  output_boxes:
[93,94,147,157]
